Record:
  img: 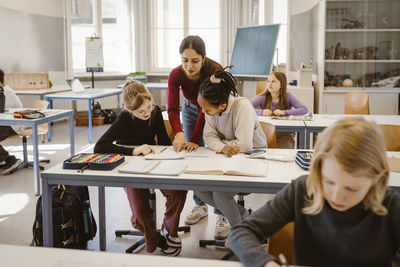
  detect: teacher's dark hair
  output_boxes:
[179,35,220,85]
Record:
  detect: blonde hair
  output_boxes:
[303,117,389,216]
[122,80,152,111]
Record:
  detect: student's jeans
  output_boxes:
[0,126,17,162]
[182,98,221,215]
[193,191,247,228]
[124,188,187,252]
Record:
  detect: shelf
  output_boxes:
[324,87,400,93]
[326,29,400,32]
[325,59,400,63]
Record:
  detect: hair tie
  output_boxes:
[210,74,221,84]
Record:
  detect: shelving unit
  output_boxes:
[319,0,400,114]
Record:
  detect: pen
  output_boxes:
[278,254,289,267]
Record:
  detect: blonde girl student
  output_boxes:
[229,117,400,267]
[252,71,308,148]
[194,68,267,238]
[94,80,187,256]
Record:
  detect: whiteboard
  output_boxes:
[230,24,280,78]
[86,37,104,72]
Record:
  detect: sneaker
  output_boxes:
[184,205,208,225]
[2,156,22,175]
[159,228,182,257]
[214,215,230,240]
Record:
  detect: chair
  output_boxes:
[115,119,190,253]
[379,125,400,151]
[344,92,370,115]
[17,100,50,171]
[256,81,267,95]
[268,222,294,265]
[259,122,278,148]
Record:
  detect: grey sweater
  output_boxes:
[229,175,400,267]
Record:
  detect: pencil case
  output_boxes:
[295,151,313,171]
[63,153,125,171]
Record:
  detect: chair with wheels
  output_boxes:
[17,100,50,171]
[344,92,370,115]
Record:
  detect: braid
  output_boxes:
[199,66,238,107]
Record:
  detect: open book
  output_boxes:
[184,158,267,177]
[250,150,296,162]
[271,112,314,121]
[119,160,188,176]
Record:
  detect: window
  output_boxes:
[70,0,134,74]
[149,0,221,72]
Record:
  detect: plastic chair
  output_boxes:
[268,222,294,265]
[256,81,267,95]
[344,92,370,115]
[163,120,175,143]
[379,125,400,151]
[259,122,278,148]
[17,100,50,171]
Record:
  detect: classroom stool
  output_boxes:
[17,136,50,171]
[115,189,190,253]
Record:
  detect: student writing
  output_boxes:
[194,68,267,239]
[94,80,187,256]
[252,71,308,148]
[229,117,400,267]
[167,35,224,236]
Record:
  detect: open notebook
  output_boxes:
[271,112,314,121]
[119,160,188,176]
[184,157,268,177]
[250,150,296,162]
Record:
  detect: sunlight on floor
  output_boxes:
[0,193,29,218]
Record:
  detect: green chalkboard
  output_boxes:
[230,24,280,77]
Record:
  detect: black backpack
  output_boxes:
[32,185,97,249]
[102,109,117,124]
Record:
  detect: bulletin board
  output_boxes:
[86,37,104,72]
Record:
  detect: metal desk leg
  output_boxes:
[42,178,53,247]
[99,186,106,250]
[298,130,306,149]
[32,125,40,196]
[69,113,75,155]
[88,100,93,143]
[47,98,53,141]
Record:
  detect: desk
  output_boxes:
[304,114,400,148]
[45,89,122,143]
[0,244,243,267]
[257,116,307,149]
[0,109,74,195]
[15,85,71,100]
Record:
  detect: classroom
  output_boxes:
[0,0,399,266]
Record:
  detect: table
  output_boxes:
[45,89,122,143]
[257,116,307,149]
[0,244,244,267]
[0,109,75,195]
[15,85,71,100]
[40,149,400,249]
[304,114,400,148]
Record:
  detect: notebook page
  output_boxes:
[150,161,188,176]
[118,160,160,174]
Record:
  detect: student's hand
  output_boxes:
[173,132,186,152]
[261,109,273,116]
[221,145,240,158]
[264,261,281,267]
[273,109,285,116]
[132,144,155,156]
[184,142,199,152]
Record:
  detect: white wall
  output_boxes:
[290,0,320,15]
[0,0,64,18]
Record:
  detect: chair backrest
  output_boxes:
[344,92,370,115]
[268,222,294,265]
[163,120,175,143]
[256,81,267,95]
[379,124,400,151]
[259,122,278,148]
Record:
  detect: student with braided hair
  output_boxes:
[193,68,267,238]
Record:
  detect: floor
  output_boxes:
[0,121,274,260]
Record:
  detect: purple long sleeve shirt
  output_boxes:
[251,92,309,116]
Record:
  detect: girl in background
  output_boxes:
[168,35,224,236]
[252,71,308,148]
[229,117,400,267]
[194,68,267,239]
[94,80,186,256]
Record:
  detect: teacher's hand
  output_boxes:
[184,142,199,152]
[173,132,186,152]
